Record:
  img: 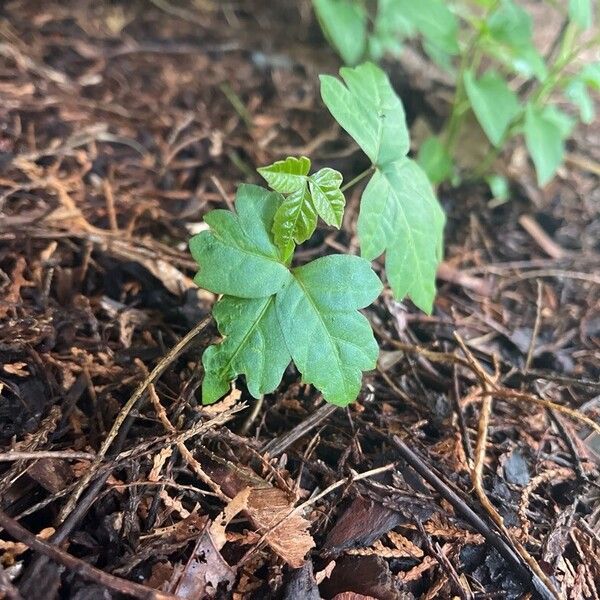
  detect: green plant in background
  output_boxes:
[190,63,444,407]
[313,0,599,188]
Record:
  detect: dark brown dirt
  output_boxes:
[0,1,599,599]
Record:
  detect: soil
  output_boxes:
[0,1,599,599]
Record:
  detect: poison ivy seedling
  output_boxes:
[191,63,444,406]
[190,185,382,407]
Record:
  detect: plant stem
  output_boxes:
[341,165,375,193]
[442,1,499,157]
[530,22,578,106]
[474,18,586,181]
[472,120,520,180]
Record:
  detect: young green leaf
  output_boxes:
[524,104,573,186]
[544,106,575,139]
[485,0,547,80]
[320,62,409,165]
[569,0,592,29]
[369,0,414,61]
[202,295,291,404]
[358,159,445,314]
[565,78,595,124]
[417,136,453,184]
[487,0,532,48]
[308,168,345,227]
[312,0,367,65]
[257,156,311,193]
[463,69,520,147]
[486,174,510,206]
[393,0,459,62]
[189,184,291,297]
[580,63,600,90]
[276,255,382,406]
[272,185,317,257]
[259,157,346,255]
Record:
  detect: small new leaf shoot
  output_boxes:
[258,157,346,257]
[463,69,520,147]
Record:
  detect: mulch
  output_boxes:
[0,1,599,599]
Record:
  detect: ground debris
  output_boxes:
[0,0,598,598]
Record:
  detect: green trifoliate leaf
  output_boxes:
[257,156,311,193]
[189,184,291,298]
[320,62,409,165]
[259,158,346,255]
[276,255,382,406]
[202,295,291,404]
[358,159,445,314]
[463,69,520,147]
[192,183,384,406]
[524,103,574,186]
[272,185,318,257]
[569,0,593,29]
[308,168,345,227]
[312,0,367,66]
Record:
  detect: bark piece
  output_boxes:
[324,496,403,556]
[319,555,412,600]
[205,459,314,568]
[282,561,321,600]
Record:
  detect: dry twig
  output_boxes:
[58,317,212,521]
[0,509,179,600]
[454,333,561,599]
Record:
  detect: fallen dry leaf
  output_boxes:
[324,495,402,555]
[205,460,315,568]
[159,490,191,519]
[3,362,29,377]
[315,560,336,584]
[0,256,28,319]
[209,487,251,550]
[149,446,173,482]
[246,486,314,568]
[1,526,55,564]
[319,555,404,600]
[147,561,174,592]
[174,522,236,600]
